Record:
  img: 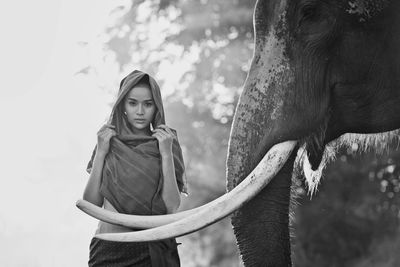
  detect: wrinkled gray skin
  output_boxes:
[226,0,400,266]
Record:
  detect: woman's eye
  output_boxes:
[129,101,137,105]
[145,102,153,107]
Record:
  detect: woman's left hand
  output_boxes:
[152,125,176,157]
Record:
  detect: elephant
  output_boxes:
[77,0,400,266]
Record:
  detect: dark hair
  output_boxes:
[135,75,150,89]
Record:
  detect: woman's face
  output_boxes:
[123,84,156,135]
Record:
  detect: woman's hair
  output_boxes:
[135,75,150,89]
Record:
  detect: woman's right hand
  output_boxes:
[96,124,116,155]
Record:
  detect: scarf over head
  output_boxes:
[87,70,187,216]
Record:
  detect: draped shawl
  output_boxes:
[86,70,186,266]
[87,69,187,216]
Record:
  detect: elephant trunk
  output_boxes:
[226,1,309,265]
[231,152,296,266]
[226,58,298,265]
[227,61,298,265]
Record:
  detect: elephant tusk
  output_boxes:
[75,199,203,229]
[95,140,297,242]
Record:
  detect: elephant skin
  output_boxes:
[227,0,400,266]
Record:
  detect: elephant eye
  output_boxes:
[299,5,319,26]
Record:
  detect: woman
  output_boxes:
[83,70,187,266]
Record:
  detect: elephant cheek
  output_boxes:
[226,35,296,190]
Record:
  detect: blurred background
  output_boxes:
[1,0,399,266]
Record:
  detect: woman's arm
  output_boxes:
[153,125,181,213]
[160,151,181,213]
[83,124,116,207]
[83,149,106,206]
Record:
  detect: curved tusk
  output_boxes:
[95,140,297,242]
[76,199,203,229]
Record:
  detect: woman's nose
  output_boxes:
[137,104,144,115]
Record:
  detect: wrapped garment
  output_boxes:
[87,70,186,266]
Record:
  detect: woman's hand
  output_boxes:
[152,125,176,157]
[96,124,116,156]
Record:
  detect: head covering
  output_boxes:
[110,70,165,135]
[87,70,187,216]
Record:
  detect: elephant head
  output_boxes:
[227,0,400,265]
[77,0,400,266]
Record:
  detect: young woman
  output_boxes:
[83,70,187,266]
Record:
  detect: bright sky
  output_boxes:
[0,1,127,266]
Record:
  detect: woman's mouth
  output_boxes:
[134,119,146,124]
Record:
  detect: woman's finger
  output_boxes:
[98,129,108,137]
[153,132,167,142]
[158,132,170,140]
[101,129,114,137]
[156,133,166,140]
[152,132,161,138]
[107,128,117,134]
[153,129,168,137]
[98,124,115,134]
[107,129,116,135]
[104,128,116,136]
[154,128,170,135]
[157,125,175,137]
[164,128,175,138]
[153,128,165,132]
[104,133,113,141]
[98,125,107,132]
[157,125,172,134]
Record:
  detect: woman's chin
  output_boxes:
[131,123,151,133]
